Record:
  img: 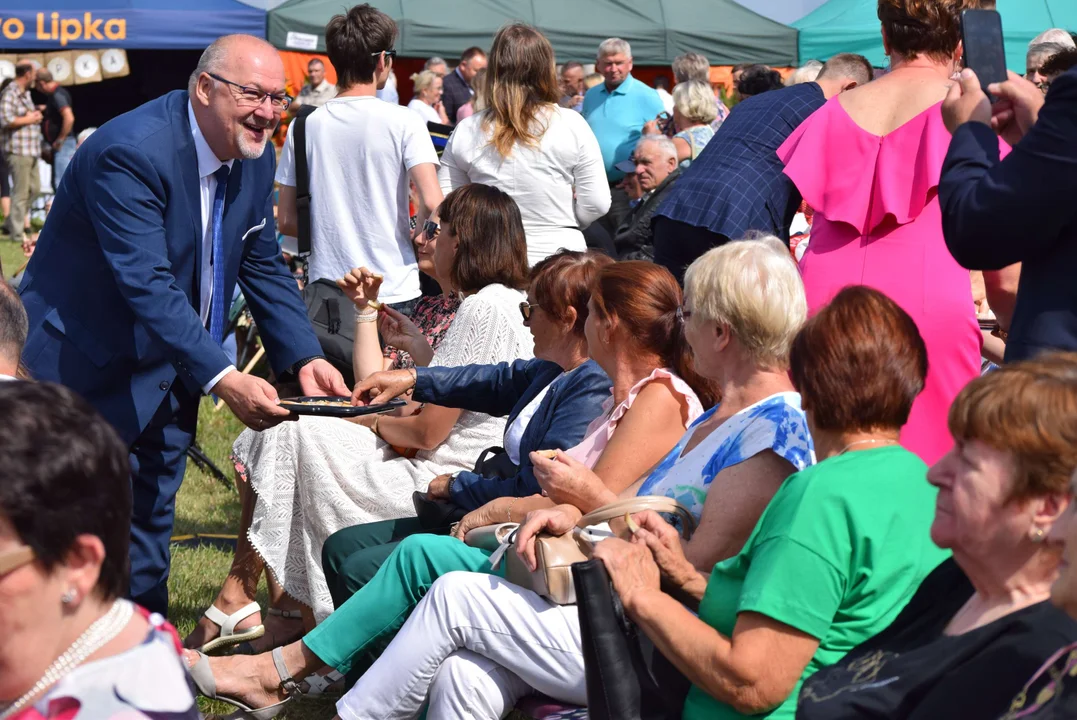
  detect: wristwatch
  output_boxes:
[445,472,460,497]
[287,355,323,377]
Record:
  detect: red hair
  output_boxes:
[591,262,719,408]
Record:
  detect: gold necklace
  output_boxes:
[838,438,898,455]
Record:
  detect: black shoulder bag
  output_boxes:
[294,107,357,387]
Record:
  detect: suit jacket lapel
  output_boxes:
[173,93,204,310]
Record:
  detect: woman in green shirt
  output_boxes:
[595,285,949,719]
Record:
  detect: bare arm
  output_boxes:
[672,136,692,163]
[363,403,463,451]
[983,264,1021,331]
[683,450,793,573]
[628,595,820,715]
[57,106,74,145]
[409,163,443,234]
[277,184,298,238]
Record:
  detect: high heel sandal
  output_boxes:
[187,647,307,719]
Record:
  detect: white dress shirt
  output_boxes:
[188,102,236,393]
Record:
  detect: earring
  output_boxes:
[61,589,77,605]
[1030,527,1046,543]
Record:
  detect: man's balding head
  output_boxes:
[0,281,28,378]
[189,35,286,162]
[816,53,874,99]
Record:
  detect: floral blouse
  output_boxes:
[382,294,461,370]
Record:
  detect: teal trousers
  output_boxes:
[305,528,502,682]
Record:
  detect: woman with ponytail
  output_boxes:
[199,237,819,719]
[438,23,610,266]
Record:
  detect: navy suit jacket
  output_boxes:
[440,69,471,126]
[940,68,1077,362]
[19,90,322,445]
[413,358,611,510]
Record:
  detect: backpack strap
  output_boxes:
[293,104,317,258]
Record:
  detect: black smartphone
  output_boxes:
[961,9,1008,98]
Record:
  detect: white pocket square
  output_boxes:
[242,218,267,241]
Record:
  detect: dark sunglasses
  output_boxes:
[422,219,440,240]
[372,49,398,60]
[520,301,542,322]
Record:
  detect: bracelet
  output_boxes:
[506,497,519,523]
[370,415,381,436]
[355,307,379,323]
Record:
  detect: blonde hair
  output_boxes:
[672,80,718,124]
[583,73,604,90]
[481,23,560,157]
[410,69,440,95]
[470,67,488,113]
[683,233,807,369]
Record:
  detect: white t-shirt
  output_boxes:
[276,96,439,303]
[407,98,442,125]
[438,105,611,267]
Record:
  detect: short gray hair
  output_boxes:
[786,59,823,86]
[425,56,447,70]
[672,52,709,83]
[1028,42,1071,68]
[598,38,631,60]
[188,35,277,95]
[684,233,806,369]
[672,80,717,124]
[636,134,677,163]
[1031,29,1076,49]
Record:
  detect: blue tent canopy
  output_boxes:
[795,0,1077,71]
[0,0,266,50]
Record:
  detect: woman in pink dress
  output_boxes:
[779,0,1005,465]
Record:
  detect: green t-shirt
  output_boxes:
[682,446,949,720]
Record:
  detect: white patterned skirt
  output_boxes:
[235,412,505,621]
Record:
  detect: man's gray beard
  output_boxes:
[237,129,271,159]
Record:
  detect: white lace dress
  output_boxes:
[237,284,533,620]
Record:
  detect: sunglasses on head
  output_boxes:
[519,301,541,322]
[422,219,440,240]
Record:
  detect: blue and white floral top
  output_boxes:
[637,391,814,519]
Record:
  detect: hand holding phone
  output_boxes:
[961,9,1008,100]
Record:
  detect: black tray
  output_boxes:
[278,397,406,418]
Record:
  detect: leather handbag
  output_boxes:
[478,496,696,605]
[573,558,668,720]
[412,446,520,532]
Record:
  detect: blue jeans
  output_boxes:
[52,137,77,192]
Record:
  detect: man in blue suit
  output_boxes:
[941,66,1077,363]
[19,35,348,615]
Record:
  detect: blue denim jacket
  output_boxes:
[413,358,611,510]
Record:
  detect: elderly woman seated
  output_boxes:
[799,353,1077,720]
[337,284,948,720]
[184,236,806,716]
[0,382,198,717]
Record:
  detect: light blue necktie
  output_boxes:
[208,165,230,346]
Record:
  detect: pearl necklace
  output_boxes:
[0,599,134,719]
[838,438,898,455]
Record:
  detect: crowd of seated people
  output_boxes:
[8,0,1077,717]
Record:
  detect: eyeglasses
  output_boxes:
[206,72,293,111]
[372,49,398,60]
[422,219,440,241]
[520,301,542,322]
[0,545,34,577]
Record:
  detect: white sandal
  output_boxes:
[200,601,265,655]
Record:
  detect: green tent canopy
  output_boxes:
[268,0,798,65]
[795,0,1076,70]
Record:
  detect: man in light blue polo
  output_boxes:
[583,38,665,236]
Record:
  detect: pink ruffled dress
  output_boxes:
[779,99,1001,466]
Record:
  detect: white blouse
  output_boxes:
[438,105,611,266]
[407,98,442,125]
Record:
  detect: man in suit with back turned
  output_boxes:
[18,35,348,616]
